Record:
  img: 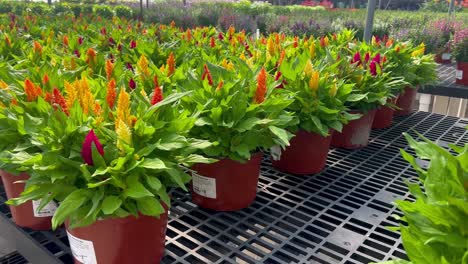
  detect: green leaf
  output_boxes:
[124,174,154,198]
[52,189,89,230]
[269,126,290,146]
[167,168,189,191]
[140,158,167,170]
[236,117,260,132]
[136,197,165,217]
[91,143,106,168]
[101,196,122,215]
[145,175,162,191]
[347,93,368,102]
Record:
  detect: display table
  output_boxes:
[1,112,467,264]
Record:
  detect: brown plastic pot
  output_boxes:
[372,96,399,129]
[271,130,331,175]
[0,171,52,230]
[191,152,263,211]
[395,86,418,116]
[331,109,377,149]
[456,62,468,86]
[66,213,168,264]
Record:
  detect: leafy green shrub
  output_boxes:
[114,5,133,19]
[94,5,114,19]
[31,4,51,16]
[12,3,27,15]
[69,4,83,17]
[53,3,72,15]
[0,1,13,14]
[82,5,94,16]
[381,133,468,264]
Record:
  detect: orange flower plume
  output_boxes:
[24,79,42,101]
[86,48,97,66]
[105,59,114,80]
[106,79,117,109]
[216,80,224,91]
[210,37,215,48]
[63,35,69,47]
[167,52,175,76]
[254,67,267,104]
[52,88,69,115]
[151,86,163,105]
[33,41,42,55]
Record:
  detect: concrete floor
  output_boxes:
[0,233,16,258]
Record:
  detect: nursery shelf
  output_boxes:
[1,112,467,264]
[422,63,468,99]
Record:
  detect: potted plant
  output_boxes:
[453,28,468,86]
[331,45,402,149]
[395,43,437,116]
[178,62,296,211]
[271,51,353,174]
[372,39,410,129]
[376,132,468,264]
[0,80,54,230]
[6,76,213,264]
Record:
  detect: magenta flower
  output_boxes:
[369,61,377,76]
[74,50,81,58]
[364,52,370,64]
[372,53,381,64]
[351,52,362,65]
[129,78,136,89]
[126,63,134,72]
[81,130,104,166]
[218,32,224,40]
[78,36,83,45]
[101,27,107,35]
[108,37,115,46]
[117,44,122,52]
[130,40,136,49]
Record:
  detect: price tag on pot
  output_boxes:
[456,70,463,80]
[270,145,282,161]
[441,53,451,60]
[67,231,97,264]
[192,172,216,199]
[32,199,57,217]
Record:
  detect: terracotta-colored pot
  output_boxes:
[271,130,331,175]
[456,62,468,86]
[434,51,451,64]
[0,170,53,230]
[395,86,419,116]
[191,152,263,211]
[66,213,168,264]
[372,96,399,129]
[331,109,377,149]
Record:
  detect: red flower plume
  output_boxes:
[201,64,213,86]
[81,130,104,166]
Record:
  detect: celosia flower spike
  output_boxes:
[81,130,104,166]
[254,67,267,104]
[151,86,163,105]
[52,88,69,116]
[106,79,117,109]
[105,59,114,80]
[167,52,175,76]
[202,64,213,86]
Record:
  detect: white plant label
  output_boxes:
[456,70,463,80]
[441,53,451,60]
[32,199,57,217]
[192,172,216,199]
[270,145,282,161]
[67,231,97,264]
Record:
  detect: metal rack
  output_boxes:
[1,112,467,264]
[422,64,468,99]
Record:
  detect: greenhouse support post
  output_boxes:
[364,0,377,43]
[448,0,455,15]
